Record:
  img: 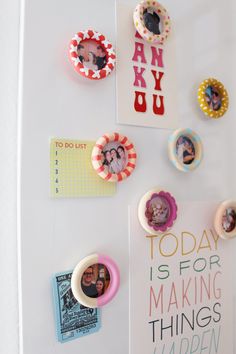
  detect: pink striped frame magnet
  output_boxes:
[92,132,137,182]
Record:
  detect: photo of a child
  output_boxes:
[176,136,195,165]
[143,7,162,35]
[146,196,170,227]
[77,40,107,70]
[102,142,127,174]
[222,208,236,233]
[205,85,222,111]
[81,264,110,298]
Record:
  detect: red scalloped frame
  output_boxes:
[69,29,116,80]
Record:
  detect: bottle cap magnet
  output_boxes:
[138,188,178,235]
[69,29,116,80]
[214,200,236,240]
[133,0,171,44]
[198,78,229,119]
[91,132,137,182]
[168,128,203,172]
[71,254,120,308]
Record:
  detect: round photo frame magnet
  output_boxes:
[198,78,229,119]
[71,254,120,308]
[133,0,171,44]
[138,188,178,235]
[168,128,203,172]
[214,200,236,240]
[91,132,137,182]
[69,29,116,80]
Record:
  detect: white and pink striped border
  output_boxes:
[91,132,137,182]
[71,254,120,309]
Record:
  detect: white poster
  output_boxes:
[116,2,178,129]
[130,202,234,354]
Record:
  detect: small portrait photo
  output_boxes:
[176,135,195,165]
[222,207,236,233]
[62,288,77,312]
[143,7,162,35]
[205,85,222,111]
[102,142,127,174]
[81,264,110,298]
[77,40,107,70]
[146,195,170,227]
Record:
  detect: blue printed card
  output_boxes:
[52,270,101,343]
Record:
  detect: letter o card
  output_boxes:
[116,2,178,129]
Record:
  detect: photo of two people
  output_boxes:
[205,85,222,111]
[81,264,110,298]
[176,136,196,165]
[77,40,107,71]
[146,196,170,227]
[222,208,236,233]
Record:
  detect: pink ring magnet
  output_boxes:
[71,254,120,308]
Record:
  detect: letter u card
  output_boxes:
[116,2,178,129]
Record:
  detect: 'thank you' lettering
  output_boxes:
[132,32,165,115]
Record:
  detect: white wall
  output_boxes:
[1,0,236,353]
[0,0,19,354]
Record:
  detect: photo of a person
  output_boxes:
[101,151,105,165]
[205,86,222,111]
[146,196,170,227]
[95,278,105,297]
[102,142,127,174]
[62,288,77,312]
[117,145,127,167]
[110,148,123,173]
[81,264,110,298]
[143,7,161,35]
[77,44,86,63]
[81,266,97,298]
[85,52,98,71]
[222,208,236,233]
[77,40,107,71]
[176,136,195,165]
[96,45,107,70]
[103,150,113,166]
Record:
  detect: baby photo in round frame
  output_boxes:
[133,0,171,44]
[138,188,178,235]
[214,200,236,240]
[92,132,137,182]
[168,128,203,172]
[71,254,120,308]
[69,29,116,80]
[198,78,229,119]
